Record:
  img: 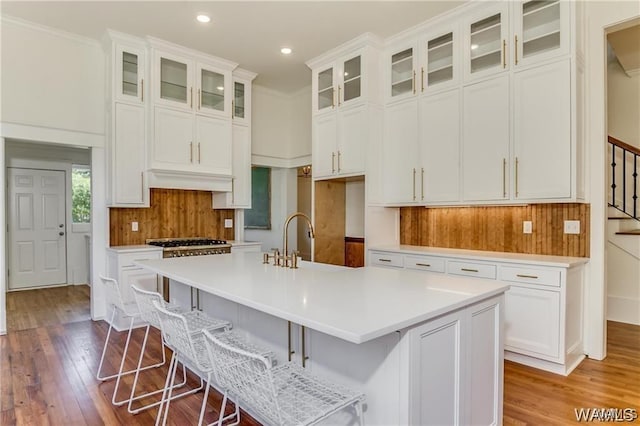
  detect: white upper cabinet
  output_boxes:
[420,25,460,94]
[154,50,194,110]
[196,62,232,118]
[512,0,569,68]
[463,3,510,82]
[115,44,146,104]
[387,44,417,103]
[308,34,382,180]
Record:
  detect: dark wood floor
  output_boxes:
[1,286,639,425]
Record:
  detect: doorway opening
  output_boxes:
[5,140,92,332]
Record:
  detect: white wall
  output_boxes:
[251,85,311,167]
[1,17,105,137]
[245,168,298,253]
[608,60,640,148]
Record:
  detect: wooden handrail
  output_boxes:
[608,135,640,156]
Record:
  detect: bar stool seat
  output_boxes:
[203,329,365,426]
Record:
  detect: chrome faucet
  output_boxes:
[280,212,315,268]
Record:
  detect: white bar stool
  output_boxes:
[127,284,231,414]
[203,329,366,426]
[152,301,274,426]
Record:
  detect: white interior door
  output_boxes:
[8,168,67,290]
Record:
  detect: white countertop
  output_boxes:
[370,244,589,268]
[135,252,509,344]
[226,240,262,247]
[107,245,163,253]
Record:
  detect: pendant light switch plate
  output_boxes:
[224,219,233,228]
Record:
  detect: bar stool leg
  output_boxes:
[112,316,135,406]
[155,351,176,426]
[96,306,118,381]
[197,372,212,426]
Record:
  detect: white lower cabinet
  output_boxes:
[106,247,162,330]
[369,248,586,375]
[504,285,560,359]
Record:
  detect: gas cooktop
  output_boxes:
[146,237,228,248]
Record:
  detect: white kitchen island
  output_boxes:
[135,251,509,425]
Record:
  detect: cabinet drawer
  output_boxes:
[500,266,561,288]
[447,261,496,279]
[370,252,404,268]
[119,251,162,268]
[404,255,445,273]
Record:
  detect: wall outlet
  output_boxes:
[131,221,139,232]
[523,221,532,234]
[564,220,580,234]
[224,218,233,228]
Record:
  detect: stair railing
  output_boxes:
[609,135,639,221]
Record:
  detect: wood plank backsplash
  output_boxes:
[400,203,590,257]
[109,189,235,246]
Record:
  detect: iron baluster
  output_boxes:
[611,144,616,208]
[634,155,638,219]
[623,148,627,213]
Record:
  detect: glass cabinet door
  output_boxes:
[233,81,245,120]
[468,11,505,76]
[200,68,225,113]
[160,57,188,104]
[116,45,145,103]
[390,47,415,98]
[317,67,334,111]
[342,55,361,104]
[426,32,454,89]
[518,0,562,63]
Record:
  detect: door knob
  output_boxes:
[59,224,64,228]
[59,231,65,236]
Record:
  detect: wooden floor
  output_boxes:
[6,285,91,332]
[1,286,638,425]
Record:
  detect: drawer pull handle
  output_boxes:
[416,263,431,267]
[516,274,539,279]
[378,258,391,262]
[461,268,479,273]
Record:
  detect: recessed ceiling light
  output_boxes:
[281,47,292,55]
[470,44,479,50]
[196,14,211,23]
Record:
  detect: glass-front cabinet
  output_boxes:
[463,4,509,81]
[197,64,228,117]
[115,44,145,104]
[154,51,194,110]
[513,0,568,67]
[313,52,364,113]
[421,26,459,93]
[233,81,245,120]
[389,46,416,100]
[232,72,254,126]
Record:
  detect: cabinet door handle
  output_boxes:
[461,268,479,273]
[338,85,342,106]
[198,89,201,110]
[287,321,295,362]
[515,157,519,197]
[502,40,507,69]
[502,158,507,198]
[515,35,519,65]
[332,87,335,108]
[140,172,144,199]
[412,70,416,94]
[332,152,335,173]
[415,263,431,267]
[231,100,234,119]
[413,168,416,201]
[190,87,193,108]
[516,274,539,279]
[141,78,144,102]
[190,142,193,163]
[378,258,391,262]
[231,178,235,204]
[421,67,425,92]
[301,325,309,368]
[198,142,201,163]
[337,150,341,172]
[421,167,425,201]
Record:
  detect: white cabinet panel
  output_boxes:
[514,59,571,199]
[448,260,497,279]
[113,103,145,204]
[338,105,367,175]
[504,285,560,359]
[152,107,193,170]
[419,88,460,203]
[462,74,510,202]
[404,255,445,273]
[383,100,420,204]
[231,124,251,207]
[369,251,404,268]
[313,113,338,179]
[195,115,232,176]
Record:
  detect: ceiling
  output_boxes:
[1,1,466,94]
[608,23,640,77]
